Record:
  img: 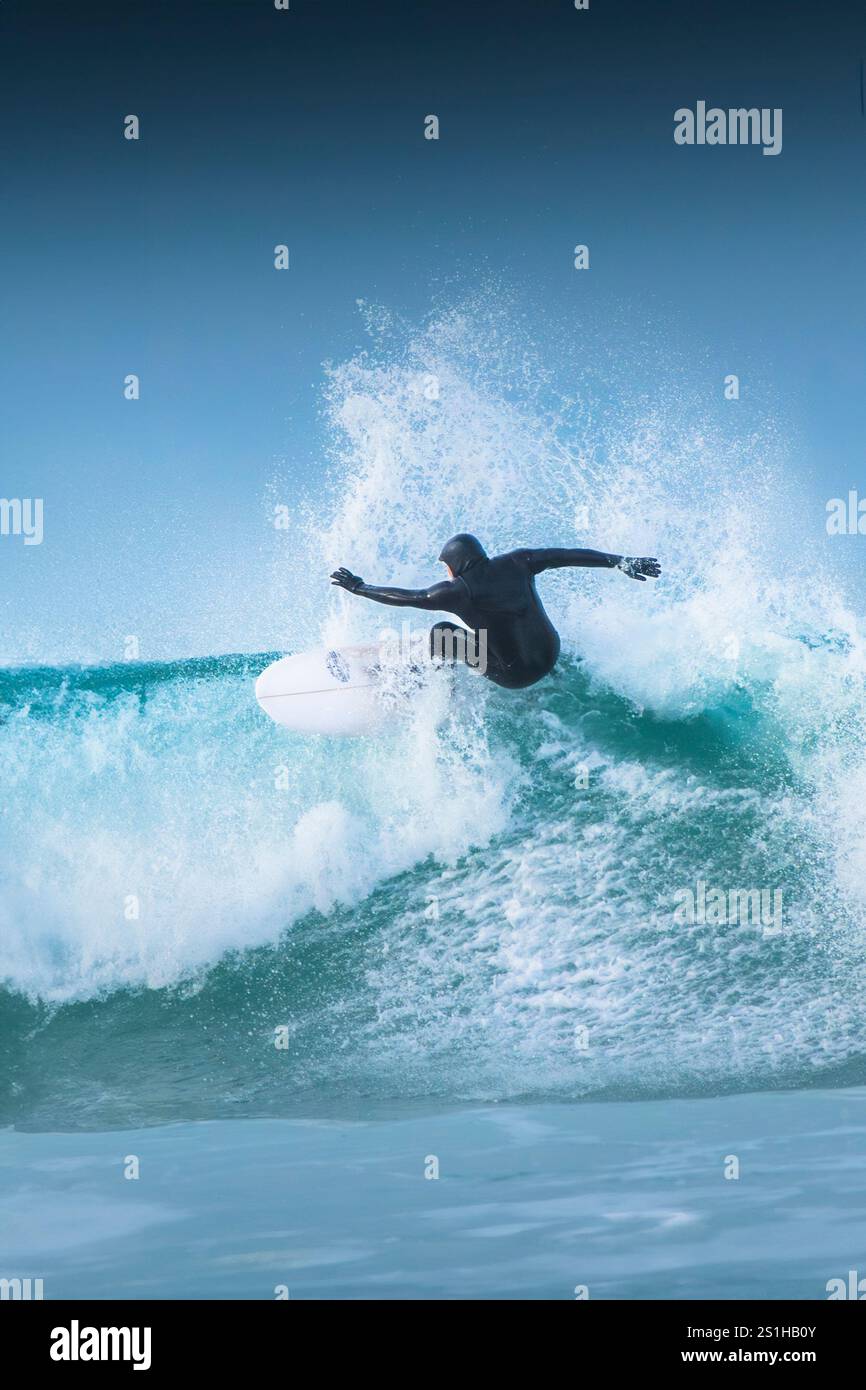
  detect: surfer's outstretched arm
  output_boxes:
[330,567,457,610]
[520,549,661,582]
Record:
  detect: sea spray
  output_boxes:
[3,294,866,1125]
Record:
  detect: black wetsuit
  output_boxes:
[344,542,624,690]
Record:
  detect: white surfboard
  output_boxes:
[255,644,421,736]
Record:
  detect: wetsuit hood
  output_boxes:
[440,535,528,616]
[438,533,487,576]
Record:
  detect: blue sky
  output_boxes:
[2,0,864,662]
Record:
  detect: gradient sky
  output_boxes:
[1,0,864,661]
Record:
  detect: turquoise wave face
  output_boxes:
[2,645,865,1131]
[4,297,866,1129]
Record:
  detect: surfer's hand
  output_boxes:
[330,566,365,593]
[618,556,661,582]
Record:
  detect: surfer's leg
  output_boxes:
[429,623,553,688]
[430,622,504,681]
[429,622,469,665]
[430,621,491,670]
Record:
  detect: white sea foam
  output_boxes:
[3,290,866,1094]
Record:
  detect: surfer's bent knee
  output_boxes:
[429,622,488,675]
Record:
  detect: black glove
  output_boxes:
[330,566,365,593]
[617,556,661,582]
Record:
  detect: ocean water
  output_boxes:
[3,301,866,1297]
[2,1090,865,1300]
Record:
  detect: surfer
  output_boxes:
[330,533,660,690]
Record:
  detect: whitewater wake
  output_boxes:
[3,292,866,1124]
